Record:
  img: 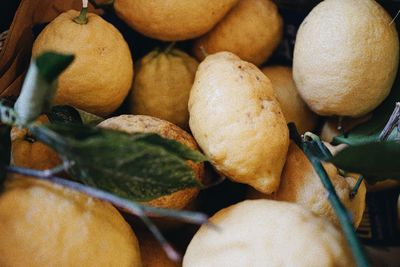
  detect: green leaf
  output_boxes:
[35,52,75,83]
[333,72,400,145]
[14,52,74,126]
[46,105,103,125]
[46,105,83,124]
[329,141,400,181]
[0,124,11,188]
[29,123,206,201]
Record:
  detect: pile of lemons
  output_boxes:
[1,0,399,266]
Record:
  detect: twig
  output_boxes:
[379,102,400,141]
[139,214,181,262]
[389,9,400,26]
[349,175,364,199]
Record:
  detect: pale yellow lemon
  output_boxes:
[183,200,355,267]
[189,52,289,194]
[293,0,399,117]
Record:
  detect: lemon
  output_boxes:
[183,200,355,267]
[293,0,399,117]
[114,0,239,41]
[32,10,133,117]
[98,115,204,210]
[193,0,283,66]
[0,177,142,267]
[189,52,289,194]
[130,49,198,129]
[262,66,317,133]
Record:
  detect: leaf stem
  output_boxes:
[301,145,369,267]
[349,175,364,199]
[379,102,400,141]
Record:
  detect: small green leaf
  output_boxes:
[329,141,400,181]
[46,105,83,124]
[333,71,400,145]
[35,52,75,83]
[29,123,206,201]
[0,124,11,188]
[14,52,74,126]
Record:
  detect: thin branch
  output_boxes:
[379,102,400,141]
[350,175,364,199]
[389,9,400,26]
[139,214,181,262]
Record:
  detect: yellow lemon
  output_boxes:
[114,0,239,41]
[130,48,198,129]
[98,115,204,210]
[262,66,318,133]
[193,0,282,66]
[0,177,142,267]
[32,10,133,117]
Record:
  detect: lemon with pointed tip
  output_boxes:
[189,52,289,194]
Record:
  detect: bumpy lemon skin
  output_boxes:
[32,10,134,117]
[183,200,355,267]
[98,115,204,210]
[130,49,198,130]
[0,177,142,267]
[193,0,282,66]
[293,0,399,117]
[114,0,239,41]
[189,52,289,194]
[262,66,318,133]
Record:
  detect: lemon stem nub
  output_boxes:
[74,7,88,25]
